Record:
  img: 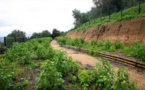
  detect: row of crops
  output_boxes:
[56,37,145,62]
[0,37,135,90]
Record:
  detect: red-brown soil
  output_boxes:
[67,17,145,44]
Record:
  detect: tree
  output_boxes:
[31,32,41,39]
[41,30,51,37]
[51,28,61,39]
[30,30,51,39]
[90,0,124,19]
[7,29,26,38]
[72,9,90,28]
[6,29,26,43]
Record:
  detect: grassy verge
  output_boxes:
[56,37,145,62]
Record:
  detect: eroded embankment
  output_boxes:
[67,17,145,44]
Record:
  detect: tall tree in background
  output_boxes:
[6,29,26,43]
[91,0,144,19]
[51,28,61,39]
[7,29,26,38]
[41,30,51,37]
[31,30,51,39]
[72,9,90,28]
[91,0,122,19]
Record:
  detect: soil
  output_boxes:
[51,40,145,90]
[66,17,145,45]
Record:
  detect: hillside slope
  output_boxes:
[67,17,145,44]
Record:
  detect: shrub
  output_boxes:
[114,40,123,49]
[91,40,97,46]
[36,60,64,90]
[131,42,145,61]
[78,70,91,85]
[0,69,12,90]
[103,40,112,50]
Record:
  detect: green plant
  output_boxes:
[95,59,114,90]
[91,40,97,46]
[36,60,64,90]
[103,40,112,50]
[114,40,123,49]
[78,70,91,86]
[131,42,145,61]
[0,71,12,90]
[112,68,136,90]
[109,45,116,52]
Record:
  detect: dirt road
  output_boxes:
[51,40,145,90]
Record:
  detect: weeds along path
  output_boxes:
[51,40,145,90]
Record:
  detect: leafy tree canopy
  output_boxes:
[7,29,26,38]
[72,9,90,28]
[31,30,51,39]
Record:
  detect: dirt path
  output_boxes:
[51,40,145,90]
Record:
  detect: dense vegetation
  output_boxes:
[4,28,64,47]
[0,37,135,90]
[72,2,145,31]
[0,37,52,89]
[56,37,145,62]
[31,28,64,39]
[30,30,51,39]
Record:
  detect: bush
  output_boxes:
[36,60,64,90]
[103,40,112,50]
[0,69,12,90]
[131,42,145,61]
[91,40,97,46]
[114,40,123,49]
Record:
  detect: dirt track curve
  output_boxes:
[51,40,145,90]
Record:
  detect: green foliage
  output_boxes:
[77,59,136,90]
[7,29,26,38]
[31,30,51,39]
[36,60,64,90]
[131,42,145,61]
[0,70,12,90]
[103,40,112,50]
[114,40,123,49]
[123,46,132,56]
[6,43,31,65]
[72,9,90,28]
[52,28,62,39]
[96,41,103,47]
[56,37,145,61]
[0,37,52,89]
[0,36,137,89]
[56,37,85,49]
[91,40,97,46]
[112,68,135,90]
[94,59,114,90]
[72,3,145,32]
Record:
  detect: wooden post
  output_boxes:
[14,37,17,42]
[23,37,25,42]
[138,0,141,14]
[4,37,6,46]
